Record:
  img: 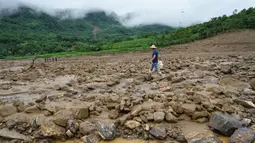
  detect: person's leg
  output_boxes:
[155,63,159,72]
[150,63,155,72]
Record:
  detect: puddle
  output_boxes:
[219,136,229,143]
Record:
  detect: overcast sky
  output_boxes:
[1,0,254,27]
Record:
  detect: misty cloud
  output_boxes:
[0,0,254,27]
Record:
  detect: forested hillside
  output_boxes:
[0,6,173,58]
[0,6,254,59]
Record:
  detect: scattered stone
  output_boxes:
[44,110,52,117]
[178,114,191,121]
[242,118,252,126]
[6,120,17,129]
[35,95,47,103]
[234,99,255,108]
[172,77,185,83]
[96,121,117,140]
[119,114,131,125]
[209,112,244,136]
[0,116,3,122]
[84,133,102,143]
[185,131,223,143]
[182,104,196,116]
[176,135,186,142]
[44,104,65,114]
[124,120,141,129]
[108,110,119,119]
[228,128,255,143]
[0,104,17,117]
[75,107,89,119]
[133,117,142,123]
[0,128,31,141]
[147,113,154,121]
[79,121,96,135]
[53,109,74,127]
[153,112,165,122]
[149,125,167,139]
[25,105,41,113]
[197,117,208,123]
[165,112,178,123]
[192,111,208,119]
[66,130,73,138]
[221,66,232,74]
[130,105,143,116]
[40,120,66,139]
[250,79,255,90]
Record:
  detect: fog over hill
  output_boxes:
[1,0,254,27]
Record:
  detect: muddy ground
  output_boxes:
[0,30,255,143]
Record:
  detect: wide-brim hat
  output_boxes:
[150,45,157,49]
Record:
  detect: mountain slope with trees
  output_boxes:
[0,6,254,59]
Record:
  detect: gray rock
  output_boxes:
[250,79,255,90]
[153,112,165,122]
[35,95,47,103]
[96,121,116,140]
[6,120,17,129]
[0,128,31,141]
[0,105,17,117]
[149,125,167,139]
[208,112,244,136]
[228,128,255,143]
[185,131,223,143]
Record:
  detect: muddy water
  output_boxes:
[57,138,159,143]
[57,137,228,143]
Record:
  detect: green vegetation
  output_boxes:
[0,6,255,59]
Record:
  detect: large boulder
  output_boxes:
[79,121,96,135]
[208,112,244,136]
[185,131,223,143]
[44,103,65,114]
[149,125,167,139]
[96,121,117,140]
[153,112,165,122]
[53,109,74,127]
[0,128,31,141]
[124,120,141,129]
[250,79,255,90]
[228,128,255,143]
[0,105,17,117]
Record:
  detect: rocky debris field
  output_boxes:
[0,50,255,143]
